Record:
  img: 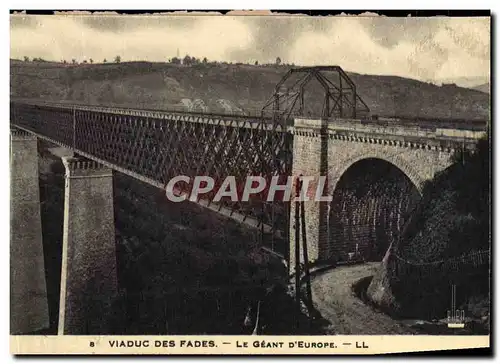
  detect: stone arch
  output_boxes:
[324,153,423,262]
[328,150,425,197]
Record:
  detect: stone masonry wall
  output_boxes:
[289,119,329,270]
[10,130,49,334]
[290,118,459,267]
[58,157,117,334]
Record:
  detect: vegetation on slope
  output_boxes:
[10,59,490,120]
[368,134,490,328]
[400,137,490,261]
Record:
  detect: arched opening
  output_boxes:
[327,158,420,262]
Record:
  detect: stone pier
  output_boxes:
[10,129,49,334]
[58,157,117,335]
[289,118,330,271]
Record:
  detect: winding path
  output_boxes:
[311,262,417,335]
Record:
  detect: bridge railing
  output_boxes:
[392,249,490,280]
[11,98,489,132]
[11,98,286,123]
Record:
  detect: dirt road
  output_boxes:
[311,263,417,335]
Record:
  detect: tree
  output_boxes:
[275,57,282,66]
[114,55,121,63]
[103,58,107,63]
[183,54,192,66]
[72,58,77,64]
[254,60,258,66]
[89,58,93,64]
[202,57,208,64]
[82,60,88,64]
[23,56,30,62]
[171,57,181,65]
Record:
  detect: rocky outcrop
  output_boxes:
[366,243,400,313]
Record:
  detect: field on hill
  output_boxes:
[10,60,490,120]
[472,82,490,94]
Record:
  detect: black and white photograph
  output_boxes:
[8,11,491,354]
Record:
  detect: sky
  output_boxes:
[10,13,491,86]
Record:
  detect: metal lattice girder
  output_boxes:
[10,101,292,236]
[261,65,370,120]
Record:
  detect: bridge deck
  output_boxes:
[10,101,292,239]
[10,100,487,241]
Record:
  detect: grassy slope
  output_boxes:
[400,137,490,261]
[10,59,490,120]
[391,137,489,320]
[367,136,490,328]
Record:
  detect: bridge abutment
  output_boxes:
[58,157,117,335]
[290,119,330,270]
[10,129,50,334]
[289,118,460,272]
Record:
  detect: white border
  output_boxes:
[2,3,497,363]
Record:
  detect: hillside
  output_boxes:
[368,135,490,327]
[10,59,490,120]
[471,83,490,94]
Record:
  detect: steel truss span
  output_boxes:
[10,101,292,237]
